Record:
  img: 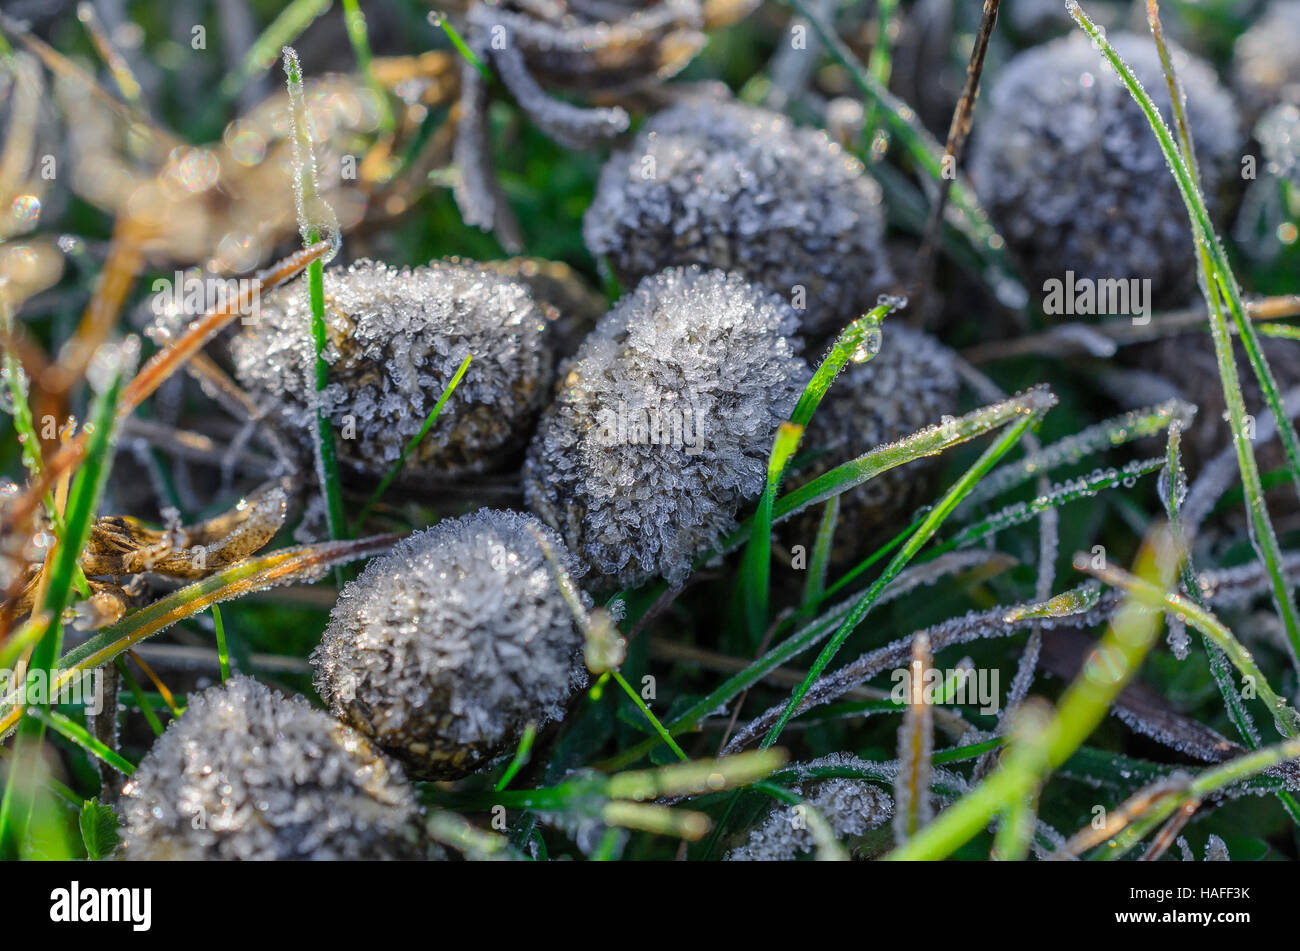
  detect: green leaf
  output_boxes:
[79,798,119,861]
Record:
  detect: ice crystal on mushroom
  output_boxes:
[524,266,810,588]
[969,32,1240,308]
[312,509,589,780]
[726,758,893,861]
[584,97,893,337]
[118,676,426,861]
[230,258,554,479]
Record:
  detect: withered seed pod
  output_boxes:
[524,266,811,589]
[312,509,589,780]
[119,676,427,861]
[583,96,893,338]
[230,257,554,480]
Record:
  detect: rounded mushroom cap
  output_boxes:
[524,266,811,589]
[312,509,589,780]
[1234,1,1300,114]
[229,257,554,479]
[969,32,1240,309]
[118,675,426,860]
[584,96,893,338]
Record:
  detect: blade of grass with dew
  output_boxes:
[0,358,126,858]
[1143,0,1300,502]
[599,392,1057,771]
[340,0,394,135]
[351,353,472,532]
[1078,558,1300,738]
[1161,420,1300,824]
[743,305,889,642]
[789,0,1026,310]
[761,404,1046,750]
[932,456,1165,557]
[1092,733,1300,859]
[211,603,230,683]
[28,707,134,776]
[1071,2,1300,663]
[218,0,332,102]
[429,10,491,80]
[960,399,1193,509]
[886,527,1180,860]
[283,47,347,555]
[495,723,537,792]
[716,386,1056,557]
[1259,322,1300,341]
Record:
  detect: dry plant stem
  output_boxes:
[962,296,1300,363]
[0,240,328,542]
[912,0,1000,320]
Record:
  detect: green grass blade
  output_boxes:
[1070,2,1300,664]
[761,406,1045,749]
[351,353,472,532]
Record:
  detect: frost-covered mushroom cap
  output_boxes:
[118,675,425,861]
[969,32,1240,308]
[524,266,811,588]
[1234,0,1300,112]
[230,258,554,479]
[312,509,589,779]
[1258,103,1300,188]
[584,97,893,337]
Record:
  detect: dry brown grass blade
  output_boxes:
[0,533,397,738]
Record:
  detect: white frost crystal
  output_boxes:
[726,764,893,860]
[230,258,554,479]
[118,676,426,860]
[969,32,1240,308]
[523,266,811,588]
[584,97,893,337]
[312,509,589,779]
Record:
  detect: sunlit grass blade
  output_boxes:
[429,10,491,80]
[283,46,347,555]
[28,707,135,776]
[886,526,1180,860]
[1070,1,1300,665]
[211,604,230,683]
[893,632,934,846]
[218,0,332,102]
[761,403,1047,750]
[0,356,127,858]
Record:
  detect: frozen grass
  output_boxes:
[1,0,1299,863]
